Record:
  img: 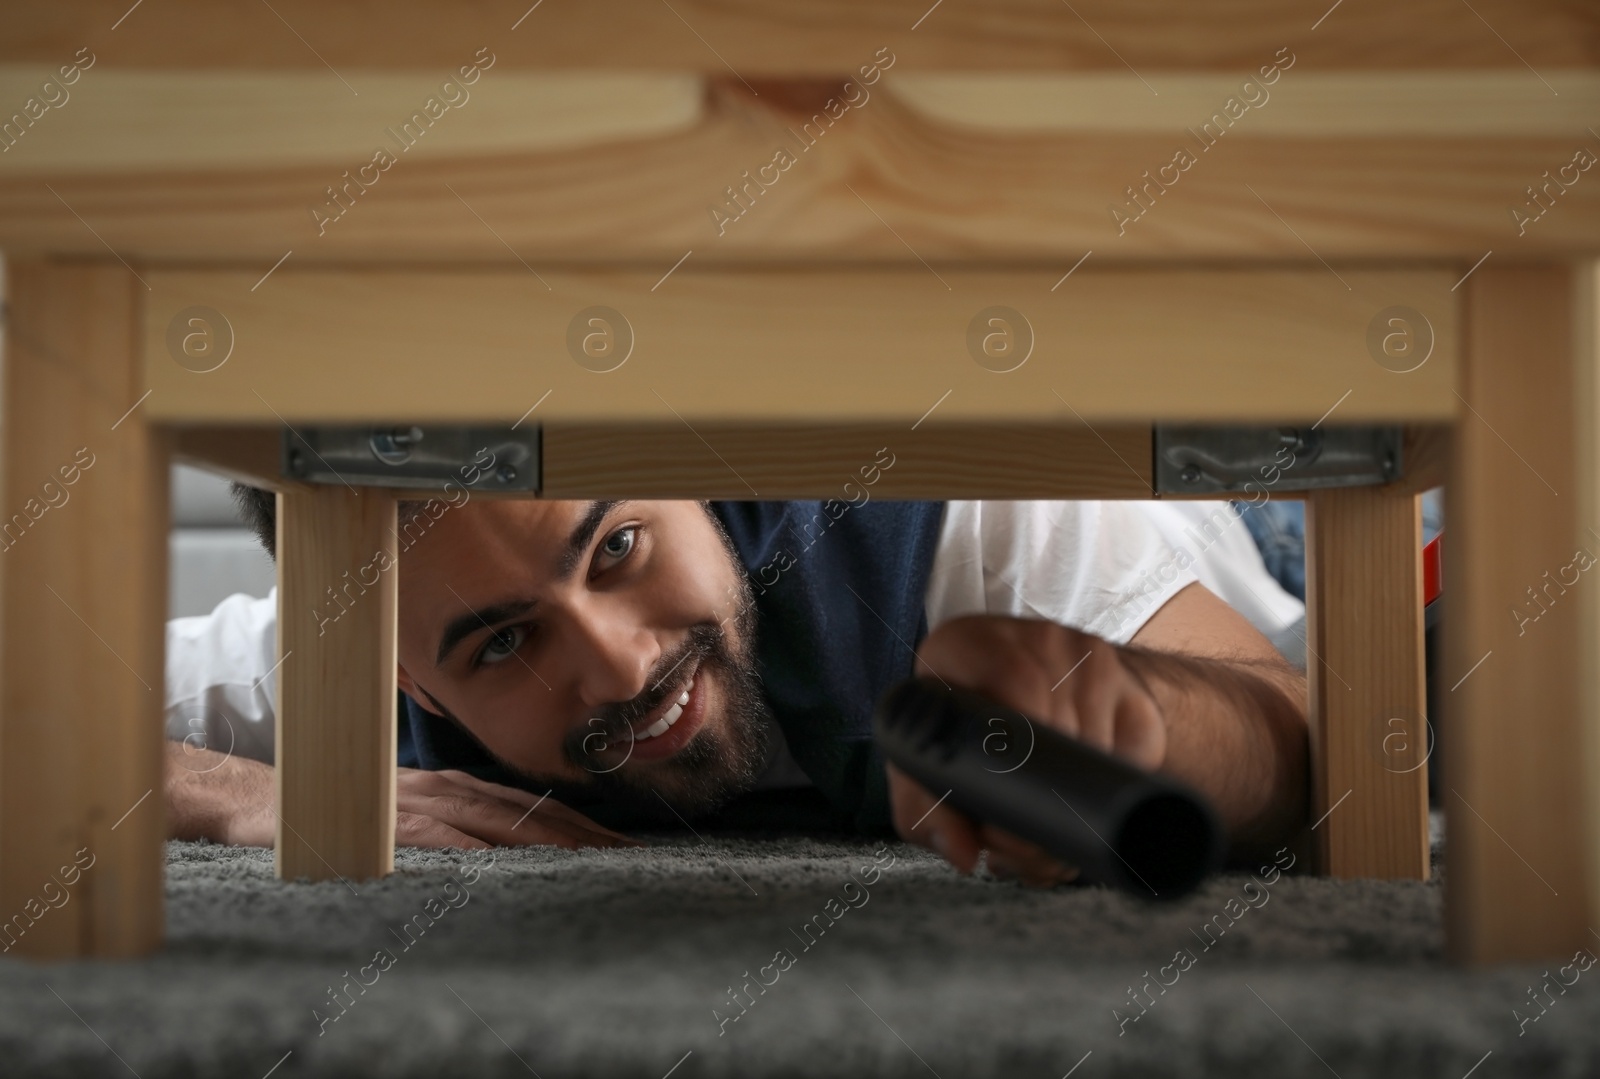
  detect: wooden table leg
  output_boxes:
[1446,262,1597,963]
[1304,486,1430,880]
[275,484,396,882]
[0,261,167,958]
[1584,263,1600,961]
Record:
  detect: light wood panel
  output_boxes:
[543,422,1153,498]
[4,0,1592,70]
[1446,263,1594,963]
[1,74,1593,261]
[0,70,702,173]
[0,261,166,958]
[275,485,397,882]
[1304,486,1430,880]
[1392,424,1450,496]
[139,266,1459,425]
[899,73,1599,136]
[1,72,1590,176]
[171,421,1452,503]
[171,425,284,492]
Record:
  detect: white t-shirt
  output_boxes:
[164,500,1303,779]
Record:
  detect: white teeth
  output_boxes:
[635,678,693,741]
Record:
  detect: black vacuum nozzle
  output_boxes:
[873,677,1224,898]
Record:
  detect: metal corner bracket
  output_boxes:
[281,424,541,492]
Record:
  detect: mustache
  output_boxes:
[565,622,725,763]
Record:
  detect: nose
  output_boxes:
[561,596,661,714]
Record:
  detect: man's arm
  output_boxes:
[163,740,643,850]
[165,740,275,845]
[1119,581,1308,855]
[890,581,1309,883]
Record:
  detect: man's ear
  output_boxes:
[396,664,420,701]
[396,665,454,723]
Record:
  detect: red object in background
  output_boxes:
[1423,532,1442,606]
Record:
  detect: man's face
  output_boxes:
[393,499,772,820]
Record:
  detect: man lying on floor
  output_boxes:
[165,488,1310,888]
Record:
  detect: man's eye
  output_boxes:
[597,525,638,568]
[476,625,527,668]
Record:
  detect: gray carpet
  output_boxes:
[1,824,1596,1078]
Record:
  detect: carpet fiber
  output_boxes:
[1,823,1596,1078]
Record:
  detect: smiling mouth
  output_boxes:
[631,661,698,742]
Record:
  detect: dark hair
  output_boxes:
[230,483,428,561]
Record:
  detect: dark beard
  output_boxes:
[553,611,775,823]
[416,507,775,824]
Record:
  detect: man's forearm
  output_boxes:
[1117,644,1309,856]
[164,740,274,845]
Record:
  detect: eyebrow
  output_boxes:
[433,499,624,668]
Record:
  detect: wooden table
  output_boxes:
[0,0,1595,964]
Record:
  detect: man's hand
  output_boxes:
[888,614,1165,888]
[388,768,643,850]
[889,586,1311,884]
[166,743,641,851]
